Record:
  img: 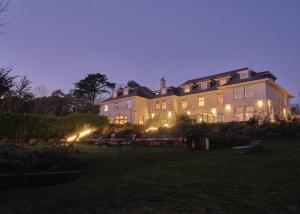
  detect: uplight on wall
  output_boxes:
[187,111,191,115]
[168,111,172,118]
[211,108,217,116]
[225,104,231,111]
[257,100,264,108]
[151,113,155,118]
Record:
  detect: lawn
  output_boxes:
[1,137,300,214]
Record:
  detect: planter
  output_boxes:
[0,170,81,188]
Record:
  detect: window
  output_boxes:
[219,78,227,86]
[104,105,109,112]
[114,103,119,110]
[200,82,208,90]
[126,100,132,109]
[239,70,249,79]
[245,106,254,120]
[235,107,244,121]
[107,116,113,124]
[161,101,167,110]
[182,100,187,109]
[217,94,224,105]
[245,85,254,98]
[155,101,160,111]
[115,115,128,125]
[184,85,190,93]
[138,115,144,124]
[198,97,205,107]
[234,86,244,100]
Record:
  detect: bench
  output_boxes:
[232,140,264,153]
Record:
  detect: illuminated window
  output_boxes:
[115,115,128,125]
[104,105,108,112]
[198,97,205,107]
[245,106,254,120]
[114,103,119,110]
[217,94,224,105]
[184,85,190,93]
[161,101,167,110]
[107,116,113,124]
[155,101,160,111]
[234,86,244,100]
[182,100,187,109]
[235,107,244,121]
[245,85,254,98]
[138,115,144,124]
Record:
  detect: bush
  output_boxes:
[0,113,109,142]
[0,145,85,173]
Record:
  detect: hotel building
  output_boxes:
[100,68,292,124]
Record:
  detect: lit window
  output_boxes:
[198,97,205,107]
[217,94,224,105]
[107,116,113,124]
[234,107,244,121]
[114,103,118,110]
[245,106,254,120]
[155,101,160,111]
[239,70,249,79]
[200,82,208,90]
[182,100,187,109]
[126,100,132,109]
[245,85,254,98]
[161,101,167,110]
[184,85,190,93]
[115,115,128,125]
[104,105,108,112]
[234,86,244,100]
[219,78,227,86]
[138,115,144,124]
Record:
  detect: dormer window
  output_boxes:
[184,85,190,93]
[238,70,250,79]
[219,78,227,86]
[123,87,129,96]
[200,82,208,90]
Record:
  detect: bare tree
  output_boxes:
[33,86,49,98]
[0,0,9,33]
[14,76,32,99]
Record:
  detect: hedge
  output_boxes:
[0,113,108,140]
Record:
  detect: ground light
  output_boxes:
[67,129,93,142]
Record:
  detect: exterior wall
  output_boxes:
[100,79,292,124]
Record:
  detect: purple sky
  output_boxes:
[1,0,300,101]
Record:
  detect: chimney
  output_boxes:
[160,77,167,94]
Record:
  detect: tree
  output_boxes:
[74,73,115,106]
[0,0,9,33]
[14,76,33,99]
[0,68,15,99]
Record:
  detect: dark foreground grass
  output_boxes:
[0,137,300,214]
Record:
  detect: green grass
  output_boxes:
[1,137,300,214]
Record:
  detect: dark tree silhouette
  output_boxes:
[0,68,15,99]
[74,73,115,106]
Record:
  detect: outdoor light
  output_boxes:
[283,108,287,116]
[168,111,172,118]
[257,100,263,108]
[225,104,231,111]
[187,111,191,115]
[211,108,217,116]
[163,123,169,127]
[151,113,155,118]
[145,127,158,132]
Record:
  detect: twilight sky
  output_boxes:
[1,0,300,101]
